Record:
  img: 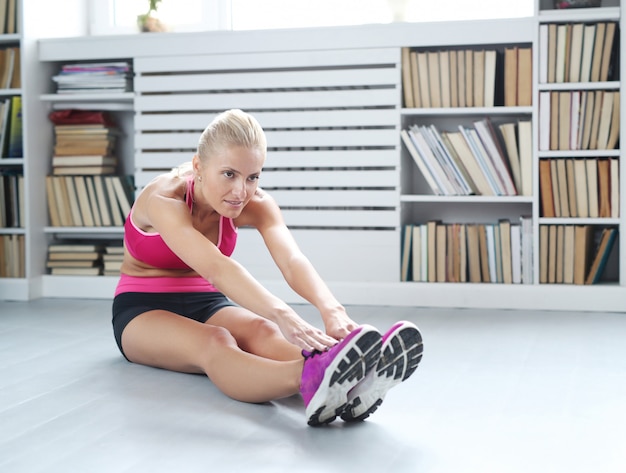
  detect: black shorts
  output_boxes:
[112,291,236,360]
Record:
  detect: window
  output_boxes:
[90,0,533,35]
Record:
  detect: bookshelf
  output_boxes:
[0,0,25,295]
[536,0,621,287]
[12,4,624,310]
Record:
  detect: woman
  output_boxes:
[112,109,423,426]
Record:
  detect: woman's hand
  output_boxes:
[322,307,360,341]
[275,312,338,352]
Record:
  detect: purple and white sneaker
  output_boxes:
[300,324,382,426]
[340,321,423,422]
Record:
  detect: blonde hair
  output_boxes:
[173,109,267,176]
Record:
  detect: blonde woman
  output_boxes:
[112,109,423,425]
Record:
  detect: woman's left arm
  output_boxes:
[238,191,359,340]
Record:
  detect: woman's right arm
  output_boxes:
[145,191,337,351]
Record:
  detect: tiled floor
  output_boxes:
[1,298,625,473]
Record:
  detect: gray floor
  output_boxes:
[1,299,626,473]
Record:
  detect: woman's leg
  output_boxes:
[207,306,303,361]
[121,310,302,403]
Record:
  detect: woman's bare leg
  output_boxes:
[121,310,302,403]
[207,306,303,361]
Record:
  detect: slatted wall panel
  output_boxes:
[133,48,401,282]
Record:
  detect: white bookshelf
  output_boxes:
[7,4,621,311]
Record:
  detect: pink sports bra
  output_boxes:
[123,175,237,270]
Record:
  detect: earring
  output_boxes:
[197,175,202,182]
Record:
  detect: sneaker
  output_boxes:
[301,324,382,426]
[340,321,423,422]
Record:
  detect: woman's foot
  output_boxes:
[340,321,423,422]
[300,324,382,426]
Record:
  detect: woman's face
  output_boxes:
[196,145,265,218]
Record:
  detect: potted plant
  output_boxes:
[137,0,167,32]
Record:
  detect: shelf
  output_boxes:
[401,106,533,116]
[40,92,134,111]
[538,6,620,22]
[539,217,620,225]
[401,195,534,204]
[537,81,620,91]
[0,158,23,165]
[44,226,124,237]
[0,227,24,234]
[538,150,620,158]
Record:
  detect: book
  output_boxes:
[465,49,474,107]
[64,176,83,226]
[539,225,549,283]
[579,24,596,83]
[565,159,578,218]
[52,155,117,167]
[457,50,466,107]
[556,159,570,218]
[499,219,512,284]
[401,224,412,281]
[111,176,132,220]
[555,24,567,83]
[427,220,438,282]
[473,50,485,107]
[498,122,522,194]
[517,120,532,197]
[558,91,571,150]
[550,160,561,217]
[6,95,21,157]
[573,159,589,218]
[606,91,620,150]
[45,175,61,227]
[610,158,619,218]
[416,52,431,108]
[563,224,575,284]
[401,47,415,108]
[50,267,102,276]
[555,225,564,284]
[436,223,446,282]
[474,118,517,195]
[597,159,611,218]
[585,227,618,284]
[548,224,557,283]
[409,51,421,108]
[48,251,101,260]
[93,175,112,226]
[589,22,606,82]
[104,176,124,226]
[483,50,496,108]
[547,23,558,83]
[599,22,617,82]
[73,176,94,227]
[580,90,595,150]
[516,47,532,106]
[504,46,518,106]
[478,224,490,282]
[586,159,599,218]
[52,165,116,176]
[84,176,102,226]
[466,224,481,282]
[568,23,584,83]
[596,90,615,150]
[574,225,593,285]
[48,243,104,252]
[400,129,442,195]
[538,92,551,151]
[411,224,422,282]
[449,49,458,108]
[427,51,441,108]
[439,50,451,108]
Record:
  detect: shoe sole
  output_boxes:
[340,322,423,422]
[306,326,382,426]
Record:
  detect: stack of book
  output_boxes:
[539,90,619,151]
[0,170,23,228]
[51,123,119,176]
[102,245,124,276]
[539,225,617,285]
[401,46,532,108]
[0,233,24,277]
[52,61,133,94]
[46,243,105,276]
[401,118,531,196]
[0,46,20,89]
[401,217,533,285]
[45,174,133,227]
[539,22,618,84]
[539,157,619,219]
